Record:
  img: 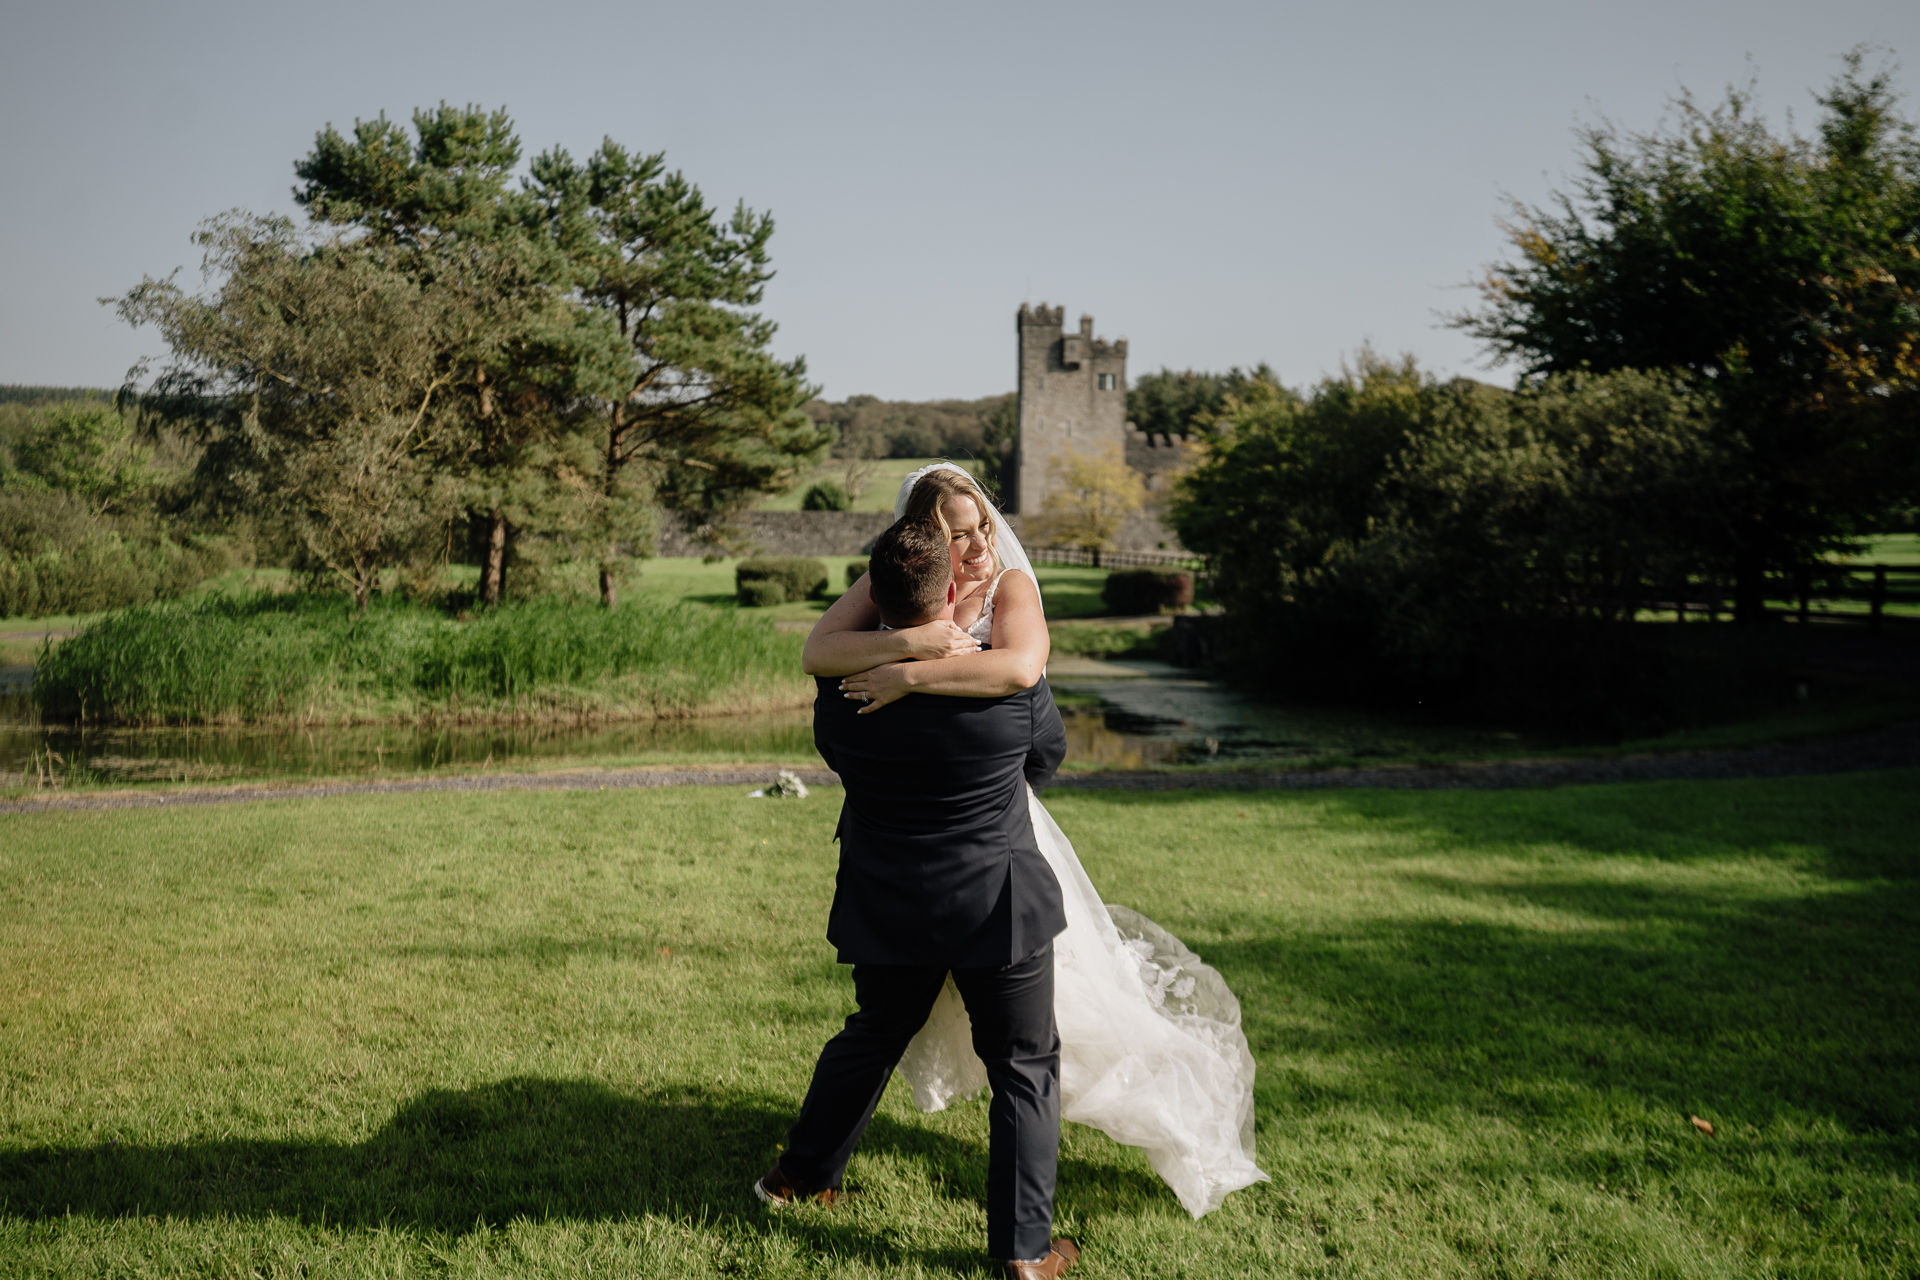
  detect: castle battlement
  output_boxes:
[1017,302,1065,327]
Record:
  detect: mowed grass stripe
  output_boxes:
[0,774,1914,1278]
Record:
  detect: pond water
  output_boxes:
[1043,659,1534,768]
[0,658,1534,787]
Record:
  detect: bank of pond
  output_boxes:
[5,557,1914,792]
[32,591,811,726]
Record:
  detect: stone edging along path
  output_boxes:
[5,720,1918,815]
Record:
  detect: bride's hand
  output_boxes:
[896,620,979,662]
[839,662,914,713]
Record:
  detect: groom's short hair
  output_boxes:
[868,519,951,627]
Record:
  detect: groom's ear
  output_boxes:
[947,581,957,605]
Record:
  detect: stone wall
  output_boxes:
[1124,426,1194,502]
[652,507,1183,559]
[655,510,896,559]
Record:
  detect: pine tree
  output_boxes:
[294,104,628,605]
[529,140,829,607]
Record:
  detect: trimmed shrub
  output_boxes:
[801,480,854,511]
[845,558,869,588]
[736,557,829,606]
[1101,569,1194,616]
[737,579,787,609]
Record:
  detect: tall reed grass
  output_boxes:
[33,593,810,725]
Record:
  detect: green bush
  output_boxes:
[34,592,808,724]
[845,559,869,588]
[0,531,242,619]
[737,579,787,609]
[0,399,241,617]
[1170,360,1758,730]
[735,557,829,605]
[1101,569,1194,616]
[800,480,854,511]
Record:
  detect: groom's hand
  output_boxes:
[895,619,979,662]
[838,661,915,714]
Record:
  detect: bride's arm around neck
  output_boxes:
[842,570,1048,706]
[801,574,980,676]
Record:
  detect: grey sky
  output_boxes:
[3,1,1915,401]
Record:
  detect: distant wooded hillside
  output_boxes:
[0,385,114,407]
[802,393,1013,461]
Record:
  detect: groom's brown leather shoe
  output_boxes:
[751,1162,849,1208]
[1001,1238,1079,1279]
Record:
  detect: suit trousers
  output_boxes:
[781,941,1060,1261]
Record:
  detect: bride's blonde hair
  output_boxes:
[901,466,1001,574]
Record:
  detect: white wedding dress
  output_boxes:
[889,562,1269,1218]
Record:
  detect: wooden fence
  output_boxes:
[1649,563,1920,630]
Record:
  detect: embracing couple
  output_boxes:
[753,464,1266,1278]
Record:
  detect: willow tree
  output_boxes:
[116,215,451,612]
[529,140,828,607]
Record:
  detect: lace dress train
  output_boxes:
[894,787,1268,1218]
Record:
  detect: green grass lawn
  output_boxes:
[0,610,115,666]
[2,773,1914,1278]
[1839,532,1920,565]
[0,556,1163,655]
[753,458,984,512]
[625,556,871,626]
[623,558,1123,624]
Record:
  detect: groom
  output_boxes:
[754,518,1079,1279]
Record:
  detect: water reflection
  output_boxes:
[1,659,1531,788]
[1,682,816,786]
[1046,662,1532,768]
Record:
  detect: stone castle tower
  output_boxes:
[1008,304,1129,514]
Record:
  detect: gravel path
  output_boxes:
[4,720,1917,815]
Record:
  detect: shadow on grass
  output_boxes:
[0,1076,1163,1269]
[1134,771,1920,1178]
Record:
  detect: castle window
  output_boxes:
[1097,373,1117,391]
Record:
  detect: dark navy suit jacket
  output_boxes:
[813,676,1069,968]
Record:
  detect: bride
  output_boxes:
[802,461,1267,1219]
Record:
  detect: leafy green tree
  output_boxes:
[1128,366,1282,439]
[1355,370,1730,661]
[1171,352,1430,629]
[978,394,1017,497]
[1452,51,1920,620]
[528,140,827,606]
[6,402,150,515]
[805,393,1010,464]
[1026,444,1146,556]
[1173,355,1731,680]
[120,104,822,610]
[294,104,628,606]
[117,215,453,612]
